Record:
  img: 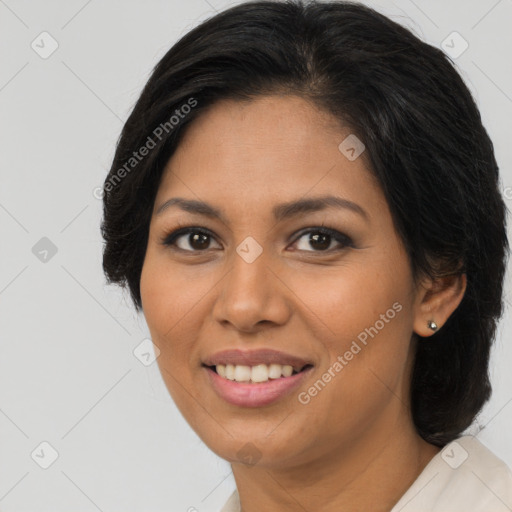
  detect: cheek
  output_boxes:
[140,256,202,413]
[140,253,173,336]
[140,247,205,336]
[140,251,194,366]
[289,255,409,342]
[294,304,413,449]
[292,258,414,410]
[140,249,220,383]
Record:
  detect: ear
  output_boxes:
[413,273,467,337]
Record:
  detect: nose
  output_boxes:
[212,246,292,333]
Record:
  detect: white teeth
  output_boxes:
[225,364,235,380]
[268,364,282,379]
[214,363,297,383]
[282,365,293,377]
[234,365,251,382]
[251,364,269,383]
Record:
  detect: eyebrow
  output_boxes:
[155,195,369,223]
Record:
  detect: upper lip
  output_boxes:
[202,349,313,372]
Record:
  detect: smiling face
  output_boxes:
[140,94,426,470]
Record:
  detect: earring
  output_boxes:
[427,320,438,331]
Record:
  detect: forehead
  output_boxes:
[174,94,349,158]
[155,94,383,216]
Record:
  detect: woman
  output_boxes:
[100,1,512,510]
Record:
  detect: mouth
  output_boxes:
[201,348,315,407]
[203,362,314,383]
[201,352,315,407]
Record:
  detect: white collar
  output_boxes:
[220,435,512,512]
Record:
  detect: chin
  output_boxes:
[195,421,311,470]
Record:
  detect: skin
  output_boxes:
[139,94,466,512]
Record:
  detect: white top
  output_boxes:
[220,435,512,511]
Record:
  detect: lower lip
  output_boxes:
[204,365,314,407]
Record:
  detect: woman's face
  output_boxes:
[140,95,425,469]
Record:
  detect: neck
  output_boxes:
[231,416,440,512]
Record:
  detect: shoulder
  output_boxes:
[391,435,512,512]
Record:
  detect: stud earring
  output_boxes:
[427,320,438,331]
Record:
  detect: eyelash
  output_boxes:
[160,223,354,254]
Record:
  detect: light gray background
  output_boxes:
[1,0,511,511]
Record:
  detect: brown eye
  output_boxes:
[162,227,221,252]
[293,227,353,252]
[185,232,211,250]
